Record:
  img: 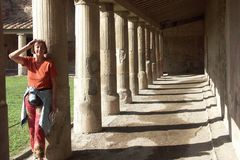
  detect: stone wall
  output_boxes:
[205,0,240,158]
[162,21,204,75]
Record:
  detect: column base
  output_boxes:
[138,71,148,89]
[118,89,132,104]
[0,102,9,160]
[146,61,153,85]
[101,93,120,116]
[152,63,157,81]
[129,73,139,96]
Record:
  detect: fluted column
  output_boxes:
[17,33,27,75]
[151,27,157,81]
[32,0,71,159]
[100,3,119,115]
[145,24,152,85]
[115,11,132,104]
[155,30,160,78]
[128,17,139,96]
[74,0,102,133]
[137,22,147,89]
[0,1,9,159]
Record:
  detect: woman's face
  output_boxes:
[34,42,46,56]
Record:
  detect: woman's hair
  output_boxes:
[31,39,48,54]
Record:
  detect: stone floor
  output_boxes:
[23,74,238,160]
[68,74,238,160]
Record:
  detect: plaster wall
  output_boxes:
[225,0,240,157]
[205,0,240,157]
[162,21,204,75]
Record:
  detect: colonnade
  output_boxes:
[73,0,163,135]
[0,0,164,159]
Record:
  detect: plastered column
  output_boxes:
[0,1,9,159]
[128,17,139,96]
[74,0,102,133]
[151,27,157,81]
[155,30,160,78]
[32,0,71,159]
[115,11,132,104]
[137,22,147,89]
[145,24,152,85]
[159,31,163,77]
[100,3,119,115]
[17,33,27,75]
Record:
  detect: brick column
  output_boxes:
[0,1,9,159]
[145,24,152,85]
[137,22,147,89]
[115,11,132,104]
[74,0,102,133]
[17,33,27,75]
[32,0,71,159]
[128,17,139,96]
[100,3,119,115]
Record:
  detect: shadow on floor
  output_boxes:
[102,122,209,133]
[131,99,203,104]
[120,108,207,115]
[68,141,212,160]
[68,135,231,160]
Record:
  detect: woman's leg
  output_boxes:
[25,96,35,151]
[25,96,45,158]
[34,107,45,158]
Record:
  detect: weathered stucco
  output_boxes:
[205,0,240,158]
[163,21,204,75]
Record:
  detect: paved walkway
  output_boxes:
[69,74,238,160]
[22,74,238,160]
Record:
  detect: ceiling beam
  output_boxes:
[100,0,159,27]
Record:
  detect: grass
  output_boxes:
[6,76,74,157]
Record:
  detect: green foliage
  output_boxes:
[6,76,74,157]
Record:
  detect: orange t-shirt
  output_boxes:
[22,57,57,89]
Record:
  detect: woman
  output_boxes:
[9,39,57,160]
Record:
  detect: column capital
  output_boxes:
[100,2,114,12]
[115,11,129,18]
[145,24,152,29]
[17,33,25,36]
[128,16,139,23]
[74,0,98,5]
[150,26,157,32]
[138,21,145,27]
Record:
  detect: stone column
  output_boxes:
[155,30,160,78]
[151,27,157,81]
[100,3,119,116]
[0,1,9,159]
[32,0,71,159]
[17,33,27,76]
[145,24,152,85]
[74,0,102,133]
[128,17,139,96]
[137,22,147,89]
[115,11,132,104]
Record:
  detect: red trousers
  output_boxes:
[24,96,45,158]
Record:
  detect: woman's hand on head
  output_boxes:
[27,39,37,48]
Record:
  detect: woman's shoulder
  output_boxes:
[44,57,55,66]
